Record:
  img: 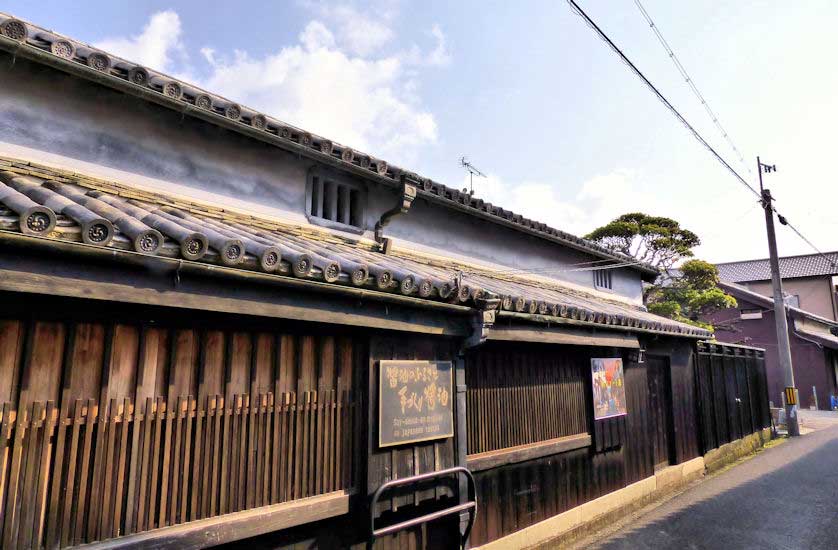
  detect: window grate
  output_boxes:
[594,269,613,290]
[307,171,365,231]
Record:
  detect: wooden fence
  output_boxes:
[0,390,355,548]
[695,342,770,453]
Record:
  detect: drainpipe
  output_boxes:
[374,173,418,254]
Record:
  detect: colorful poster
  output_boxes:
[591,358,627,420]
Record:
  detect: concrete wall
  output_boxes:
[744,276,837,321]
[707,296,837,410]
[0,53,645,302]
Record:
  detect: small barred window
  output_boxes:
[593,269,613,290]
[307,169,365,231]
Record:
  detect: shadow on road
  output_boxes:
[593,426,838,550]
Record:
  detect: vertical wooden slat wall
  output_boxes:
[695,342,770,455]
[0,318,359,549]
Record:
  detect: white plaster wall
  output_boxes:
[0,53,644,304]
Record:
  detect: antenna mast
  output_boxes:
[460,156,487,195]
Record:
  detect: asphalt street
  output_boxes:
[587,422,838,550]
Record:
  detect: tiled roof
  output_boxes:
[0,156,709,338]
[0,13,659,278]
[716,252,838,283]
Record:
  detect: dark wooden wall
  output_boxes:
[465,344,587,455]
[0,292,361,549]
[695,343,770,453]
[465,339,705,547]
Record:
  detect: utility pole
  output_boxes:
[758,156,800,436]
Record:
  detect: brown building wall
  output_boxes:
[743,276,837,321]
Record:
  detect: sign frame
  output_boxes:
[378,360,454,448]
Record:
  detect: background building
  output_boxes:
[716,252,838,321]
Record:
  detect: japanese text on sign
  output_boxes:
[378,360,454,447]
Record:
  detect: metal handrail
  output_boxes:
[369,466,477,548]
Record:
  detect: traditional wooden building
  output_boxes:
[0,14,770,549]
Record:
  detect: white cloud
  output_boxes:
[96,10,444,164]
[473,169,651,238]
[199,20,437,163]
[95,10,185,73]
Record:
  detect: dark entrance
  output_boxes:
[647,356,674,469]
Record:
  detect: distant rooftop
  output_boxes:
[716,251,838,283]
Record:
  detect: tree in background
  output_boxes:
[584,212,700,274]
[585,213,735,331]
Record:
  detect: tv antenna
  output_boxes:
[460,156,486,195]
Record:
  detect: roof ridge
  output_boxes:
[0,13,659,275]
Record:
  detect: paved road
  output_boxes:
[588,424,838,550]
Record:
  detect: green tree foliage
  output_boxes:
[646,260,737,331]
[584,212,700,272]
[585,214,735,331]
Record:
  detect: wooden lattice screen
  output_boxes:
[0,319,360,548]
[465,344,588,455]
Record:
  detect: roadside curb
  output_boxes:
[475,428,776,550]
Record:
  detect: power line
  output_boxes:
[633,0,753,176]
[566,0,836,268]
[566,0,760,200]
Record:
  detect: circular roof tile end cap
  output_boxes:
[351,265,369,286]
[251,114,267,130]
[399,275,416,295]
[279,126,291,139]
[195,94,213,110]
[225,103,242,121]
[163,81,183,100]
[376,160,388,176]
[292,254,313,278]
[550,303,561,317]
[341,148,355,163]
[0,19,28,41]
[358,155,371,169]
[375,270,393,290]
[418,279,434,298]
[323,261,341,283]
[50,39,75,60]
[181,233,209,261]
[219,239,245,266]
[260,247,281,272]
[320,140,333,155]
[87,52,111,73]
[514,296,526,313]
[457,284,471,303]
[20,206,56,236]
[81,218,114,246]
[437,281,454,300]
[133,229,163,254]
[300,132,313,147]
[501,295,513,311]
[128,66,149,86]
[537,301,549,315]
[527,300,539,315]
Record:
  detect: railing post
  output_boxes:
[455,356,469,546]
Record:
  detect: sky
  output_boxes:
[2,0,836,264]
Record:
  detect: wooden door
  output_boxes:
[646,356,673,469]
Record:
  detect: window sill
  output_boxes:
[467,433,592,472]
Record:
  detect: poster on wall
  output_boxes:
[591,358,628,420]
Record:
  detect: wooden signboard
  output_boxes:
[378,360,454,447]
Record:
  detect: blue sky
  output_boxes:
[3,0,836,263]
